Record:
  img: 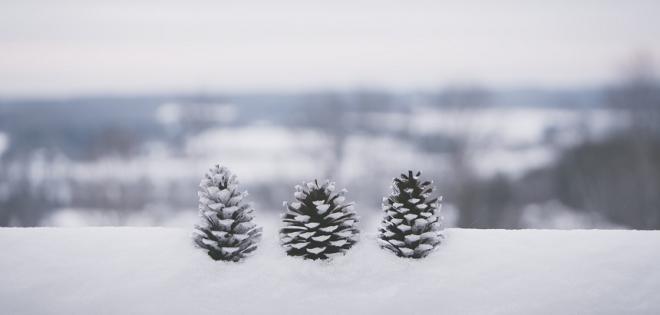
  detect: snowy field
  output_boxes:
[1,222,659,314]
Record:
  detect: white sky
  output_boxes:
[1,0,659,97]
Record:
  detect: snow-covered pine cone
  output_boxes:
[280,180,359,260]
[378,170,443,258]
[193,165,262,261]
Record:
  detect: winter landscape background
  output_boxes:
[1,76,659,230]
[1,0,659,230]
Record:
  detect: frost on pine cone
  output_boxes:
[280,180,359,260]
[378,171,443,258]
[193,165,262,262]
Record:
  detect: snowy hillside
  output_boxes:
[1,226,659,314]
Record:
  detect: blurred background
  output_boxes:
[1,0,660,229]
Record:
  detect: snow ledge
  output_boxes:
[0,227,659,315]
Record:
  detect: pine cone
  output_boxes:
[378,171,443,258]
[280,180,359,260]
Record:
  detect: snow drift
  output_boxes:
[1,226,658,314]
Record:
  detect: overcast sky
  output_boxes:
[1,0,659,97]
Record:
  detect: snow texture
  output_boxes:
[0,226,658,314]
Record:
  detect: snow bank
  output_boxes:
[1,226,658,315]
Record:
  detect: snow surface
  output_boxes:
[1,225,659,315]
